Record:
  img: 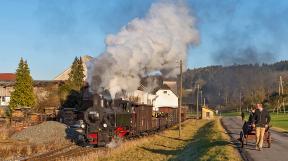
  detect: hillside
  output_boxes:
[183,61,288,111]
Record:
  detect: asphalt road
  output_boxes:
[221,117,288,161]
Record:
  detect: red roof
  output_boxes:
[0,73,16,81]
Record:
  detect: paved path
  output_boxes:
[221,117,288,161]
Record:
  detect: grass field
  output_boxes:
[221,112,242,117]
[222,111,288,131]
[70,118,241,161]
[270,113,288,131]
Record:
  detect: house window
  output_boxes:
[163,91,167,94]
[1,97,5,102]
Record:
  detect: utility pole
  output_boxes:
[280,76,284,94]
[200,90,203,106]
[240,92,242,113]
[196,84,200,119]
[203,97,206,106]
[178,60,183,138]
[277,77,281,115]
[280,76,285,114]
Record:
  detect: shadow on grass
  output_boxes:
[141,121,234,161]
[156,134,193,142]
[141,147,181,156]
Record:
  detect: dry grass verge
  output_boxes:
[0,139,71,160]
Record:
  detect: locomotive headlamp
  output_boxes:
[81,124,85,128]
[103,123,107,128]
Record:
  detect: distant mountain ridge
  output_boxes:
[183,60,288,110]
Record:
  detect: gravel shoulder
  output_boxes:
[0,121,73,161]
[11,121,70,145]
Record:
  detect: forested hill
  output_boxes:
[183,60,288,110]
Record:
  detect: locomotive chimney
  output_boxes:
[93,94,102,107]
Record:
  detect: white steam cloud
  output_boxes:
[87,0,199,97]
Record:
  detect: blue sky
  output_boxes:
[0,0,288,80]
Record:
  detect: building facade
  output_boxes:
[153,84,178,111]
[120,82,179,111]
[201,106,214,119]
[0,76,62,108]
[0,73,16,106]
[123,90,155,105]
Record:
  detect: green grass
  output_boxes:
[270,113,288,131]
[221,112,242,117]
[222,111,288,131]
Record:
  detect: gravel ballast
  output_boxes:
[11,121,70,145]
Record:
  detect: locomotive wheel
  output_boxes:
[267,132,272,148]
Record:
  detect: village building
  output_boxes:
[0,73,16,106]
[123,90,155,105]
[0,73,63,108]
[120,80,180,111]
[152,84,178,111]
[201,106,215,119]
[182,88,194,112]
[54,55,92,81]
[162,80,178,94]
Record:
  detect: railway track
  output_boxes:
[21,144,104,161]
[20,127,176,160]
[19,118,190,161]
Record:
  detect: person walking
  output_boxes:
[243,107,256,134]
[252,103,271,151]
[241,111,245,121]
[248,108,256,123]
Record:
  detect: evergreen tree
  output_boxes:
[76,57,85,89]
[59,56,85,108]
[68,57,85,90]
[9,58,36,110]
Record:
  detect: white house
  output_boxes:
[122,90,155,105]
[110,80,179,112]
[153,84,178,111]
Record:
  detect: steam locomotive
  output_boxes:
[74,85,185,147]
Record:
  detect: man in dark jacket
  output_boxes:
[252,103,271,151]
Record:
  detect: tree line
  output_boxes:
[183,62,288,111]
